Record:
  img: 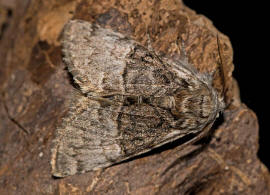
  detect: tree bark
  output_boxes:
[0,0,269,194]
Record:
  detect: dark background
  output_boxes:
[183,1,269,168]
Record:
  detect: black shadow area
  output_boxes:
[183,0,269,169]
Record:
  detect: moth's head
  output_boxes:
[197,70,226,118]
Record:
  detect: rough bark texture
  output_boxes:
[0,0,269,194]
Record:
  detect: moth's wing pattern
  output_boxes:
[61,20,133,95]
[51,95,122,177]
[51,19,219,177]
[51,94,191,177]
[61,20,182,97]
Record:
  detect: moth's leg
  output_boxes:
[146,32,155,53]
[172,37,200,75]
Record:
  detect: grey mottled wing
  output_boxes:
[61,19,183,97]
[51,20,220,177]
[51,94,197,177]
[51,95,122,177]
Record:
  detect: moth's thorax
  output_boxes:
[171,82,218,127]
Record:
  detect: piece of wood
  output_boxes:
[0,0,269,194]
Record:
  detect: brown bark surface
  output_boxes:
[0,0,269,194]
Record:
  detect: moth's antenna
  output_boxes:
[216,34,227,101]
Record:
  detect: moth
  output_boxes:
[51,19,225,177]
